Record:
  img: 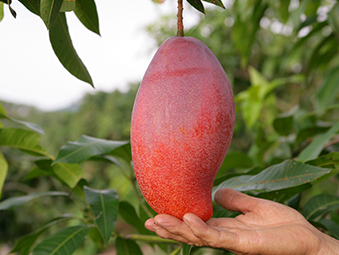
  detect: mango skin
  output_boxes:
[131,36,235,222]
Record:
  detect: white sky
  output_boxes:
[0,0,199,111]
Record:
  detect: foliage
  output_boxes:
[1,0,339,254]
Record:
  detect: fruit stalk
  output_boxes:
[177,0,184,37]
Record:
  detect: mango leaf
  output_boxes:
[0,113,44,134]
[0,152,8,198]
[0,128,48,157]
[329,2,339,37]
[119,201,151,235]
[202,0,224,9]
[298,122,339,162]
[53,135,128,164]
[74,0,100,35]
[49,12,93,87]
[0,2,4,22]
[18,0,40,15]
[52,163,83,188]
[0,191,69,210]
[186,0,205,14]
[318,219,339,239]
[302,194,339,220]
[84,186,119,246]
[316,67,339,113]
[10,215,73,255]
[181,243,193,255]
[40,0,63,29]
[212,160,331,197]
[115,237,143,255]
[279,0,291,23]
[306,152,339,169]
[32,225,91,255]
[60,0,75,12]
[305,0,321,17]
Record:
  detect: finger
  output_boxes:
[214,188,260,213]
[183,213,238,248]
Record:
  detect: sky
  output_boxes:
[0,0,199,111]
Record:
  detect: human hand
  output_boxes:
[145,188,339,255]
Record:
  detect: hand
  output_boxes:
[145,188,339,255]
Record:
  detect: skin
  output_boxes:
[145,188,339,255]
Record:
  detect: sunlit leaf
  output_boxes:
[84,186,119,246]
[186,0,205,14]
[0,128,48,157]
[53,163,83,188]
[302,194,339,220]
[60,0,75,12]
[49,12,94,87]
[53,135,128,164]
[18,0,40,15]
[74,0,100,35]
[115,237,143,255]
[10,215,73,255]
[0,191,69,210]
[213,160,331,197]
[40,0,63,28]
[0,2,4,22]
[298,122,339,162]
[0,152,8,198]
[32,225,90,255]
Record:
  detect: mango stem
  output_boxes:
[177,0,184,37]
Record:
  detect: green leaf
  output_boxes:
[115,237,143,255]
[0,191,69,210]
[40,0,63,28]
[84,186,119,246]
[53,163,83,188]
[318,219,339,239]
[0,152,8,198]
[329,3,339,37]
[0,113,45,134]
[74,0,100,35]
[202,0,224,9]
[298,122,339,162]
[60,0,75,12]
[10,215,73,255]
[181,243,193,255]
[119,201,150,235]
[316,67,339,113]
[0,128,48,157]
[32,225,90,255]
[49,12,94,87]
[273,115,294,136]
[0,2,4,22]
[18,0,40,15]
[302,194,339,220]
[213,160,331,196]
[279,0,291,23]
[54,135,128,164]
[306,152,339,169]
[186,0,205,14]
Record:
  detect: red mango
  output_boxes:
[131,36,235,221]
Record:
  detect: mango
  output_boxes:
[131,36,235,221]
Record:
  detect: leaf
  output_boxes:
[202,0,224,9]
[40,0,63,29]
[53,163,83,188]
[316,67,339,113]
[60,0,75,12]
[186,0,205,14]
[115,237,143,255]
[84,186,119,246]
[302,194,339,220]
[18,0,40,15]
[0,2,4,22]
[298,122,339,162]
[318,219,339,239]
[212,160,331,197]
[32,225,90,255]
[329,3,339,37]
[119,201,150,235]
[49,12,94,87]
[10,215,73,255]
[279,0,291,23]
[53,135,128,164]
[0,191,69,210]
[74,0,100,35]
[0,151,8,198]
[306,152,339,169]
[0,113,45,134]
[181,243,193,255]
[273,115,294,136]
[0,128,48,157]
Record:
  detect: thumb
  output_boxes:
[214,188,260,213]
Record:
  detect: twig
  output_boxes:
[177,0,184,37]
